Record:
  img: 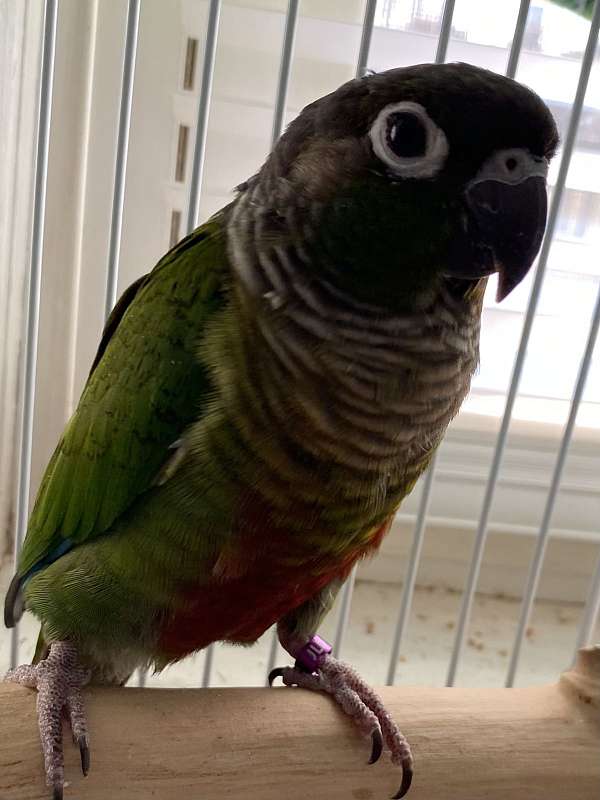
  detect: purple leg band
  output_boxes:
[296,634,332,672]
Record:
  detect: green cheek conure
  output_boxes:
[4,62,558,799]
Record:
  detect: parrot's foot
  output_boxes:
[270,636,413,799]
[4,641,91,800]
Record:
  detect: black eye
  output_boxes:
[369,101,448,178]
[386,112,427,158]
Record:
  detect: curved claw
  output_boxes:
[391,759,413,799]
[268,667,285,686]
[368,728,383,765]
[78,735,90,776]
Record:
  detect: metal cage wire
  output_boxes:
[10,0,58,669]
[8,0,600,687]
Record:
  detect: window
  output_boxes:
[546,101,600,152]
[557,189,600,239]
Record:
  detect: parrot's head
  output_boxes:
[241,62,558,311]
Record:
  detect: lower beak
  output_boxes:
[466,174,548,302]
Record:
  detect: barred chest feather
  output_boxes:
[159,200,484,658]
[213,195,481,558]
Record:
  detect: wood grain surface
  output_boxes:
[1,648,598,800]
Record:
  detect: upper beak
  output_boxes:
[464,148,549,301]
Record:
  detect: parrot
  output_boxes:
[4,62,558,800]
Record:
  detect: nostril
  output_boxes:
[505,157,518,172]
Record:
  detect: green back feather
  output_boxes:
[18,217,228,577]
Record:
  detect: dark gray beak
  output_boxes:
[465,148,549,301]
[445,148,549,301]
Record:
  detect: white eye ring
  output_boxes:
[369,101,449,179]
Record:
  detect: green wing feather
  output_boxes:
[17,217,228,577]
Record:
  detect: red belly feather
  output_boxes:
[158,566,342,657]
[158,493,392,660]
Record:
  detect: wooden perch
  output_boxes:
[1,648,599,800]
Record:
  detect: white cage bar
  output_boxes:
[104,0,141,321]
[576,551,600,651]
[266,0,380,678]
[506,0,531,79]
[270,0,300,146]
[9,0,58,670]
[186,0,222,236]
[261,0,302,683]
[266,0,378,679]
[330,0,379,665]
[356,0,378,78]
[380,0,458,685]
[434,0,456,64]
[184,0,223,688]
